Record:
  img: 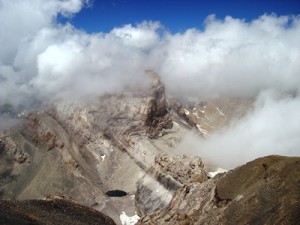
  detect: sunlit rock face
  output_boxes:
[135,153,208,216]
[1,74,298,225]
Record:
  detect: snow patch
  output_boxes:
[173,121,179,126]
[101,155,106,161]
[196,124,208,136]
[216,107,225,116]
[120,212,140,225]
[18,110,27,118]
[192,112,200,118]
[235,194,244,201]
[184,108,190,115]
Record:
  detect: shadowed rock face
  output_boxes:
[145,81,173,138]
[0,199,116,225]
[137,155,300,225]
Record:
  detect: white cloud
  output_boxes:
[0,0,87,63]
[111,21,161,50]
[159,14,300,98]
[178,91,300,169]
[1,2,299,103]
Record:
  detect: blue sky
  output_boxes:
[68,0,300,33]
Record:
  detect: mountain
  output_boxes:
[0,73,299,225]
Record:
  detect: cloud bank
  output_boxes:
[178,91,300,169]
[0,0,300,166]
[1,0,300,104]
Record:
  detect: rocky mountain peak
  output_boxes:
[144,79,173,138]
[0,72,299,225]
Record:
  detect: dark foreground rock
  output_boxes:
[138,155,300,225]
[0,199,116,225]
[217,155,300,225]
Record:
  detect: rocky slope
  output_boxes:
[0,76,198,224]
[138,155,300,225]
[0,74,299,225]
[0,198,116,225]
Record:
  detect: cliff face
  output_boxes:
[135,153,208,216]
[1,76,299,225]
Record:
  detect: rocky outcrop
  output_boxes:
[0,133,30,196]
[153,153,208,185]
[137,173,222,225]
[0,199,116,225]
[135,153,208,217]
[0,133,29,164]
[145,80,173,138]
[138,155,300,225]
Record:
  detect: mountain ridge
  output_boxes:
[0,76,299,225]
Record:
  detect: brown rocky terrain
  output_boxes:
[138,155,300,225]
[0,198,116,225]
[0,74,299,225]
